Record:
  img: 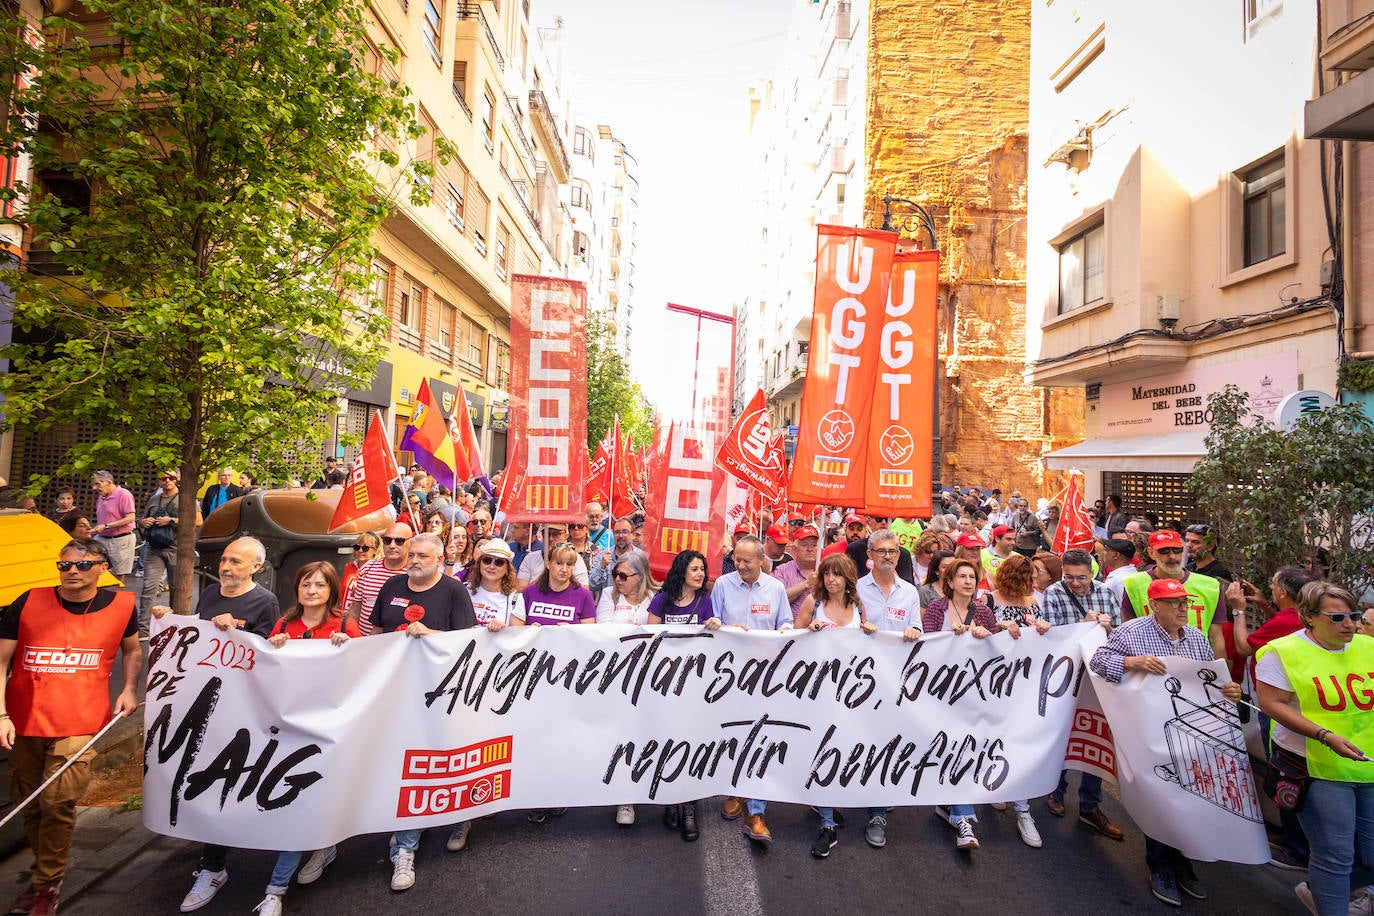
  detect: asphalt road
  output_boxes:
[64,790,1309,915]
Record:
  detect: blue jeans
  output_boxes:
[1056,769,1104,813]
[392,830,421,857]
[746,799,767,817]
[266,851,302,894]
[1296,779,1374,916]
[816,806,887,828]
[946,805,977,823]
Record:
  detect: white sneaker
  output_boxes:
[179,869,228,912]
[616,804,636,826]
[390,849,415,892]
[252,894,283,916]
[1349,889,1373,916]
[1016,811,1043,848]
[955,818,979,850]
[296,846,336,885]
[446,821,471,852]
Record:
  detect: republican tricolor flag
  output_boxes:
[400,378,457,480]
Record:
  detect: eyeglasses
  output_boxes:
[613,570,639,581]
[160,475,177,481]
[480,556,508,566]
[1156,547,1184,556]
[1063,574,1093,583]
[381,536,408,546]
[614,529,633,537]
[870,548,899,557]
[1316,611,1359,624]
[352,544,375,552]
[569,523,587,529]
[56,560,104,571]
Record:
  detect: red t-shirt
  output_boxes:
[269,614,361,641]
[1243,606,1304,679]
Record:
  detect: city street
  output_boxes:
[52,794,1306,915]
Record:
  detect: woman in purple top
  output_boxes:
[921,558,997,852]
[521,543,596,627]
[647,550,711,843]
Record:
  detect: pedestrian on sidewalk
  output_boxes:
[0,538,142,916]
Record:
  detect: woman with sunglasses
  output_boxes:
[247,563,357,913]
[1258,581,1374,916]
[341,532,381,609]
[468,539,525,631]
[793,553,876,858]
[595,551,656,826]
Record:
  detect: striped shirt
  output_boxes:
[350,559,408,636]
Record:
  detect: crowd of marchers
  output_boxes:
[0,468,1371,916]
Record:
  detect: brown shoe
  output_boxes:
[743,814,772,845]
[722,796,744,820]
[1046,793,1066,817]
[1079,809,1125,840]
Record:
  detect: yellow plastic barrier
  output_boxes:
[0,512,124,606]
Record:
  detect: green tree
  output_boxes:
[1189,385,1374,594]
[585,309,651,450]
[0,0,430,610]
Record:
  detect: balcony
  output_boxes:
[1308,0,1374,139]
[1321,0,1374,70]
[456,2,504,72]
[528,90,571,182]
[505,95,536,165]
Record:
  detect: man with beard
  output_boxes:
[1121,530,1224,659]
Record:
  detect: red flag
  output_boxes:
[863,250,938,517]
[610,423,638,518]
[790,225,898,505]
[1051,475,1096,555]
[715,389,787,501]
[328,411,398,532]
[585,424,614,504]
[505,275,588,522]
[447,381,486,482]
[642,423,729,580]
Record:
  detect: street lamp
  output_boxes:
[878,193,942,494]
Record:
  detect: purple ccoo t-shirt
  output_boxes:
[521,581,596,626]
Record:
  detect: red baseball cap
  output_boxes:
[956,532,986,548]
[792,524,820,541]
[845,515,866,527]
[992,524,1013,539]
[765,525,790,545]
[733,520,752,535]
[1149,530,1184,551]
[1147,578,1189,600]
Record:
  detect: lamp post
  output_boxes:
[879,193,942,495]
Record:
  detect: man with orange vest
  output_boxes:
[0,539,141,916]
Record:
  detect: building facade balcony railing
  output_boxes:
[528,90,572,181]
[452,82,472,119]
[505,94,536,165]
[456,2,504,71]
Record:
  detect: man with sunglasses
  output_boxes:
[1121,530,1226,660]
[0,539,141,916]
[1183,524,1233,582]
[347,523,413,637]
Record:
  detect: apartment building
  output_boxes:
[1028,0,1335,518]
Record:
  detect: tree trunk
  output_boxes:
[173,470,201,614]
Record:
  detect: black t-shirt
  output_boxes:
[846,538,917,585]
[197,584,280,638]
[370,574,477,634]
[1192,558,1234,583]
[0,588,138,641]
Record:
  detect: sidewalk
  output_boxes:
[0,806,191,909]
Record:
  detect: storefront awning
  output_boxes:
[1044,430,1209,473]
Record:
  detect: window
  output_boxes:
[397,281,423,352]
[432,300,455,363]
[422,0,442,65]
[452,61,469,112]
[495,223,510,279]
[481,89,496,154]
[357,261,389,319]
[573,127,594,163]
[1241,156,1285,267]
[569,180,591,213]
[460,314,485,372]
[1244,0,1282,34]
[573,230,589,259]
[497,341,511,390]
[471,186,489,253]
[1057,222,1104,314]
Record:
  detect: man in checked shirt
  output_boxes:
[1090,577,1242,909]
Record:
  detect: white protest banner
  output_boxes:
[142,618,1093,850]
[1084,654,1270,865]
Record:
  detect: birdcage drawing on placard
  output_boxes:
[1152,670,1263,823]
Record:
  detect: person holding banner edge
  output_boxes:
[1256,581,1374,916]
[706,536,793,846]
[0,539,141,916]
[1089,577,1243,907]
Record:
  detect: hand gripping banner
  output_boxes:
[790,225,897,505]
[506,275,588,522]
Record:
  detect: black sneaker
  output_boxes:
[1150,871,1182,907]
[1174,865,1207,901]
[810,827,838,858]
[1268,848,1308,871]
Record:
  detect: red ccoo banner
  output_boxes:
[863,249,938,517]
[790,225,897,506]
[643,422,728,581]
[505,276,588,522]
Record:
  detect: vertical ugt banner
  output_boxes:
[790,225,897,506]
[506,275,587,523]
[864,249,938,518]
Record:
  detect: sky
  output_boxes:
[541,0,795,417]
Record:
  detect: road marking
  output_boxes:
[701,801,764,916]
